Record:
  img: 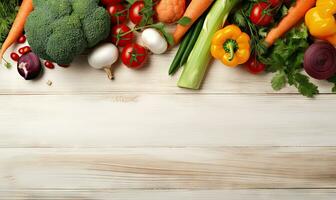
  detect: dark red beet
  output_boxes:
[304,42,336,80]
[17,52,42,80]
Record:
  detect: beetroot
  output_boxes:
[304,42,336,80]
[17,52,42,80]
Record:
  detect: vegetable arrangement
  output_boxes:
[1,0,336,97]
[172,0,336,97]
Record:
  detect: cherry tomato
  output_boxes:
[17,35,26,44]
[18,46,31,55]
[129,1,145,25]
[106,3,127,24]
[44,61,55,69]
[121,43,148,69]
[244,57,266,74]
[250,2,273,26]
[111,24,134,47]
[10,52,20,61]
[101,0,122,6]
[268,0,282,7]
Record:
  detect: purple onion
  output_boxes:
[17,52,42,80]
[304,42,336,80]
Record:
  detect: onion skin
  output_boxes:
[304,42,336,80]
[17,52,42,80]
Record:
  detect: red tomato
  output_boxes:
[17,35,26,44]
[44,61,55,69]
[18,46,31,55]
[244,57,265,74]
[10,52,20,61]
[111,24,134,47]
[106,3,127,24]
[129,1,145,25]
[121,43,148,69]
[268,0,282,7]
[250,2,273,26]
[101,0,122,6]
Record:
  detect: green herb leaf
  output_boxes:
[331,84,336,93]
[271,71,287,91]
[294,73,319,98]
[138,0,155,27]
[177,17,192,26]
[232,10,246,28]
[126,0,137,5]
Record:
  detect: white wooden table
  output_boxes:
[1,44,336,199]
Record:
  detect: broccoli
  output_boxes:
[25,0,110,64]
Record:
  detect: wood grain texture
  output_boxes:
[0,94,335,148]
[1,42,336,199]
[1,189,336,200]
[1,46,334,95]
[1,147,336,190]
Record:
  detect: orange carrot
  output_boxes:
[0,0,33,59]
[265,0,316,46]
[173,0,214,44]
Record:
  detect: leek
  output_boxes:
[178,0,241,89]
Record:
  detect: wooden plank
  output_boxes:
[1,189,336,200]
[1,46,334,95]
[1,94,335,147]
[1,147,336,190]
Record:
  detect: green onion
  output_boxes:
[179,14,206,69]
[178,0,241,89]
[168,25,195,75]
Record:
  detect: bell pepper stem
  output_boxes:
[228,43,235,61]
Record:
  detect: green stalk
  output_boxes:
[179,14,206,68]
[177,0,241,89]
[168,25,195,75]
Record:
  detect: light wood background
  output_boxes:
[1,43,336,199]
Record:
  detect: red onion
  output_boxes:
[304,42,336,80]
[17,52,42,80]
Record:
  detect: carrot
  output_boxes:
[173,0,214,44]
[0,0,33,60]
[265,0,316,46]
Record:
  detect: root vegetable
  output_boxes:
[88,43,119,80]
[17,52,42,80]
[304,42,336,80]
[141,28,168,54]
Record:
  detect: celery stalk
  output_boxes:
[178,0,241,89]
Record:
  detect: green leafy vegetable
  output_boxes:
[260,24,319,97]
[0,0,19,48]
[177,17,192,26]
[271,71,286,91]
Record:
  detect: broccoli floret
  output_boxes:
[71,0,99,19]
[82,7,111,47]
[25,0,111,64]
[25,8,55,61]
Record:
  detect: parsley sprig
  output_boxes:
[259,24,319,97]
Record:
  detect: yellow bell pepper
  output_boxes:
[305,0,336,45]
[211,25,250,67]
